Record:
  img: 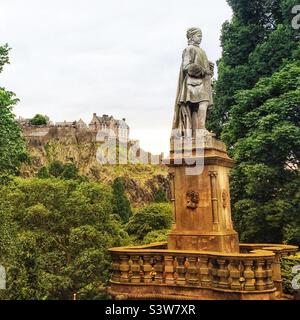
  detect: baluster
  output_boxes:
[255,259,266,290]
[210,259,219,288]
[176,256,186,285]
[111,254,121,282]
[130,255,141,283]
[164,255,175,285]
[230,259,241,290]
[142,255,153,283]
[154,255,164,284]
[119,254,130,283]
[265,259,274,289]
[199,257,211,288]
[243,260,255,291]
[187,256,199,286]
[217,259,229,289]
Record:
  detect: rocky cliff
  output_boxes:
[21,139,170,206]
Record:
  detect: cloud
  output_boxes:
[0,0,232,154]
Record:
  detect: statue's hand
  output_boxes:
[187,63,204,78]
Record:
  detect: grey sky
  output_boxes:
[0,0,232,154]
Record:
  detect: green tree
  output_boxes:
[61,163,79,180]
[29,114,48,126]
[223,60,300,245]
[207,0,300,246]
[0,44,27,179]
[126,203,172,241]
[37,166,50,179]
[208,0,299,136]
[112,177,132,223]
[0,178,130,300]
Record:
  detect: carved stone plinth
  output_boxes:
[166,133,239,253]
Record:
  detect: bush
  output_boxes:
[37,167,50,179]
[48,161,64,178]
[29,114,48,126]
[142,229,169,244]
[126,203,172,241]
[61,163,79,180]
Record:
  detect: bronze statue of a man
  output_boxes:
[172,27,214,138]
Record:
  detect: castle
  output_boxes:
[18,113,163,164]
[18,113,130,145]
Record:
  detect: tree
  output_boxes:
[112,177,132,223]
[61,163,79,180]
[0,178,130,300]
[208,0,300,246]
[126,203,172,241]
[223,60,300,245]
[0,44,27,179]
[37,166,50,179]
[29,114,48,126]
[208,0,299,136]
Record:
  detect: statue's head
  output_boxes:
[186,27,202,46]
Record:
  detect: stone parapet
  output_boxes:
[108,242,297,300]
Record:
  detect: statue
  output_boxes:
[172,27,214,138]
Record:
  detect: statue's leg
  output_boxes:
[180,104,192,137]
[190,103,199,138]
[197,101,209,129]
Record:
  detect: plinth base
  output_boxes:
[168,231,239,253]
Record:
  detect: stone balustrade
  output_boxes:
[108,242,297,300]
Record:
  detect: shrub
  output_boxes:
[29,114,48,126]
[126,203,172,240]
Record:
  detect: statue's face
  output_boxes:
[192,33,202,45]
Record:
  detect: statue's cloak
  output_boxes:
[172,45,213,130]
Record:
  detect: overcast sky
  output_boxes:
[0,0,232,154]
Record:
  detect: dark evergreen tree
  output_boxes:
[209,0,300,245]
[112,177,132,223]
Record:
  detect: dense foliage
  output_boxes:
[112,177,132,223]
[208,0,300,245]
[126,203,172,242]
[0,44,27,180]
[37,161,82,181]
[0,178,129,300]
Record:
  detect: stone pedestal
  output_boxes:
[166,132,239,253]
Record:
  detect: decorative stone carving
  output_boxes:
[222,189,228,209]
[209,171,219,223]
[186,191,200,209]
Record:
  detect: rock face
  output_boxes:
[20,115,169,206]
